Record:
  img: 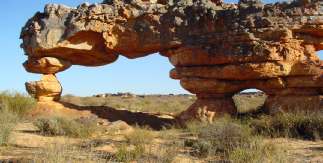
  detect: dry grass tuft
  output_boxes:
[185,116,289,162]
[34,117,100,138]
[0,91,35,117]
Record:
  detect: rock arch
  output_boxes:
[20,0,322,121]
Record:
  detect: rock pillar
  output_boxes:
[177,94,236,123]
[25,74,62,102]
[169,43,322,122]
[24,57,71,102]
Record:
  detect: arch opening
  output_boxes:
[233,88,267,114]
[318,50,323,60]
[57,53,194,113]
[318,50,323,69]
[58,53,187,96]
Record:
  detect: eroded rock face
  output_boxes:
[25,74,62,102]
[23,57,71,74]
[21,0,323,121]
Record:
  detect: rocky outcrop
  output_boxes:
[21,0,323,121]
[23,57,71,74]
[25,74,62,102]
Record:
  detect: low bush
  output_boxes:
[34,117,99,138]
[185,117,288,162]
[186,117,252,157]
[228,139,287,163]
[250,111,323,140]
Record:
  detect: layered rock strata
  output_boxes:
[21,0,323,121]
[25,74,62,102]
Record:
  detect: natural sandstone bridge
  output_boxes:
[21,0,322,122]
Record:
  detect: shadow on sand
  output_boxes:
[59,102,177,130]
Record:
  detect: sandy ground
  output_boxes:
[0,122,322,162]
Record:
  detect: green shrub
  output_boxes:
[34,117,99,138]
[0,91,35,117]
[0,109,18,146]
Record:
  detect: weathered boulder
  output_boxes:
[25,74,62,101]
[21,0,323,121]
[23,57,71,74]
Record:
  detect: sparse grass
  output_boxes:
[233,93,266,113]
[0,91,35,117]
[61,95,194,114]
[0,91,33,146]
[114,126,183,163]
[249,111,323,140]
[0,91,321,162]
[125,126,154,145]
[34,117,100,138]
[185,116,288,162]
[32,143,108,163]
[62,93,266,114]
[114,144,145,162]
[228,139,287,163]
[0,109,18,146]
[185,117,252,157]
[112,127,155,162]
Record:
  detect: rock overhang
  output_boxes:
[20,0,323,121]
[20,0,323,61]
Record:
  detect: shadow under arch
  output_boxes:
[58,101,177,130]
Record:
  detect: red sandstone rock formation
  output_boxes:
[20,0,323,122]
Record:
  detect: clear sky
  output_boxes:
[0,0,322,96]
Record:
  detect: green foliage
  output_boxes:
[34,117,99,138]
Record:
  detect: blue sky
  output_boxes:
[0,0,322,96]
